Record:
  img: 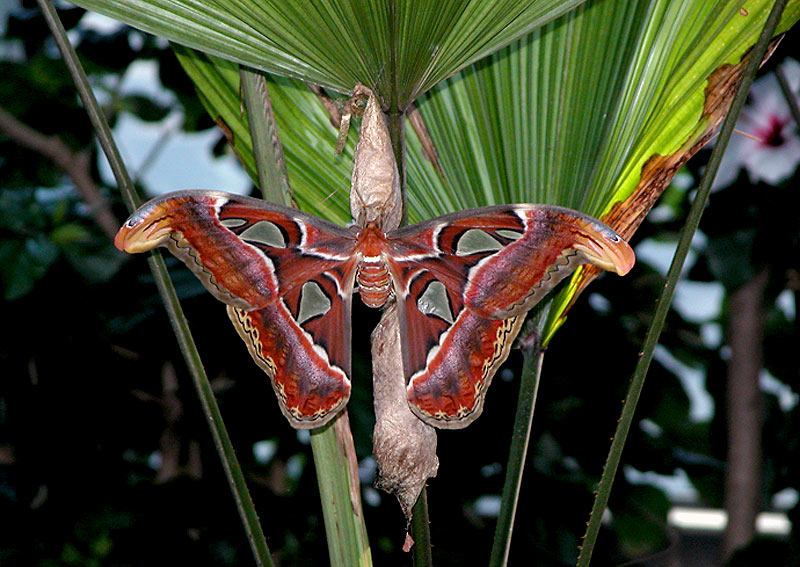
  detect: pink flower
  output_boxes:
[713,58,800,188]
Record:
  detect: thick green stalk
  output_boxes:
[310,417,373,567]
[411,490,433,567]
[39,2,273,565]
[388,109,409,225]
[575,2,788,565]
[239,68,292,206]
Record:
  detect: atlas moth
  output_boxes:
[115,190,634,429]
[116,88,633,430]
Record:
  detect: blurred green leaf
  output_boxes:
[0,236,58,300]
[0,189,43,231]
[118,93,172,122]
[50,222,92,245]
[611,484,670,558]
[60,239,126,284]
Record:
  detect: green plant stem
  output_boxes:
[575,2,788,566]
[489,333,543,567]
[776,64,800,127]
[411,490,433,567]
[37,0,139,209]
[387,109,409,225]
[310,416,373,567]
[39,2,273,565]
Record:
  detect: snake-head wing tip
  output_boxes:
[573,220,636,276]
[114,213,173,253]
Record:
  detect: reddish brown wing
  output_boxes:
[386,204,635,428]
[115,190,358,429]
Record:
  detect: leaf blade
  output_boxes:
[72,0,587,107]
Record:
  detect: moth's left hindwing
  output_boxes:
[387,205,634,428]
[115,191,357,428]
[227,303,351,428]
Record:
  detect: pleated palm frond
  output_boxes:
[155,0,800,340]
[404,0,800,339]
[72,0,585,109]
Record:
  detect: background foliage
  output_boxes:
[1,1,799,566]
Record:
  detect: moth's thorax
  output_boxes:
[354,223,392,308]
